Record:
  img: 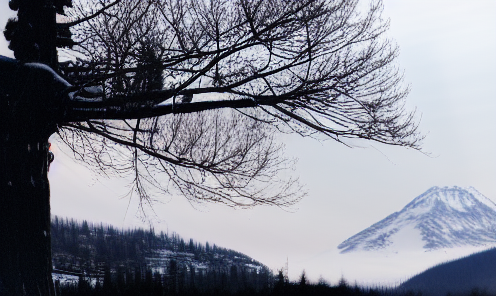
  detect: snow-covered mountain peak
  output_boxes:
[338,186,496,254]
[403,186,496,213]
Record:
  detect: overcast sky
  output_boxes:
[1,0,495,284]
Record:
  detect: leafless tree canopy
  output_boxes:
[59,110,299,208]
[56,0,420,207]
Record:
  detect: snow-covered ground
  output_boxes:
[52,273,79,286]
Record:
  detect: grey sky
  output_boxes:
[1,0,495,283]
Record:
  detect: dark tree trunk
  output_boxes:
[0,136,54,296]
[0,0,67,293]
[0,65,57,295]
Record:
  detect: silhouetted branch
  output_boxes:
[59,109,304,208]
[57,0,122,28]
[55,0,420,206]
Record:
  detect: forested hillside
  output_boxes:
[398,247,496,296]
[51,216,272,295]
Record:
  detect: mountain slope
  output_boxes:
[51,216,271,288]
[338,186,496,253]
[399,247,496,296]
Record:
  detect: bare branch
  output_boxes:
[55,0,421,207]
[58,0,122,28]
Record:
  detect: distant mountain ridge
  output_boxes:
[338,186,496,253]
[399,247,496,296]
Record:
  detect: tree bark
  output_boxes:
[0,76,56,295]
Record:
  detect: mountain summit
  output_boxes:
[338,186,496,253]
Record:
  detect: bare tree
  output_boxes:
[58,0,419,203]
[0,0,420,295]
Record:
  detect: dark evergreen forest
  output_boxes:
[51,216,272,295]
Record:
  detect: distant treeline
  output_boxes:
[57,270,425,296]
[51,216,261,269]
[56,269,493,296]
[51,216,272,295]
